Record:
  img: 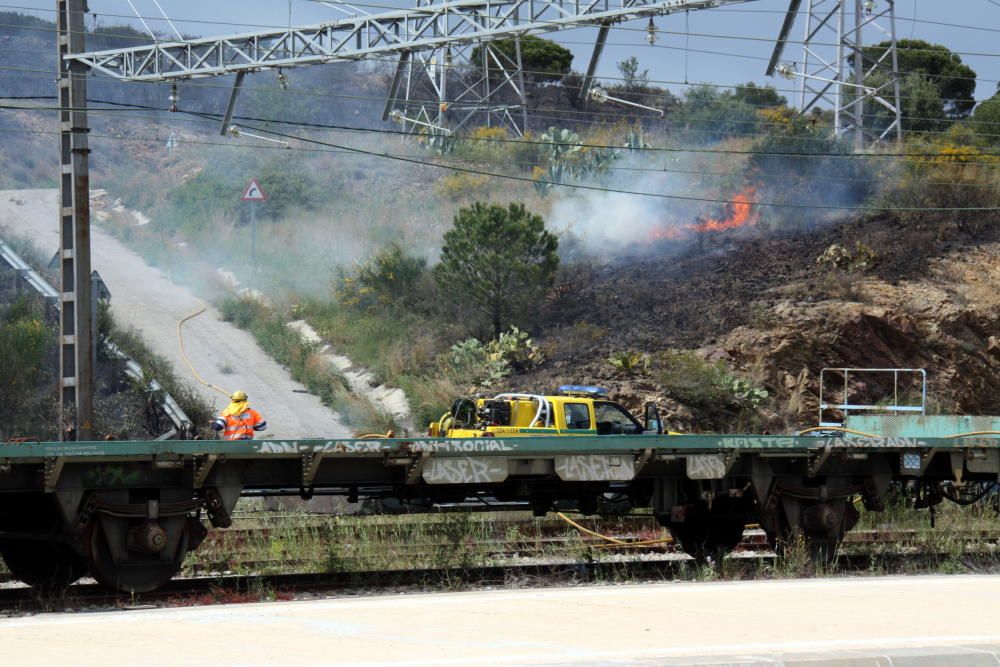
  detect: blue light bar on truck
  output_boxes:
[559,385,609,397]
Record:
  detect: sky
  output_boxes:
[8,0,1000,102]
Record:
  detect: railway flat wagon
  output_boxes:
[1,415,998,593]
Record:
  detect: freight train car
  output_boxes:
[1,413,998,593]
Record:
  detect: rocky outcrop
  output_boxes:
[719,243,1000,425]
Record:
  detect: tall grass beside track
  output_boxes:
[219,296,401,434]
[171,495,1000,588]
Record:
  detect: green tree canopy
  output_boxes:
[669,86,761,143]
[0,297,52,438]
[972,90,1000,144]
[471,36,573,83]
[865,71,948,133]
[434,202,559,336]
[616,56,649,91]
[864,39,977,119]
[732,82,787,108]
[255,158,326,220]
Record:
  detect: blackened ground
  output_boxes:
[515,211,1000,431]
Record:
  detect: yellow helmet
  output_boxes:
[231,390,248,402]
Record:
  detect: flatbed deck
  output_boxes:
[1,422,997,593]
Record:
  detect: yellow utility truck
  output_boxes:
[429,385,665,438]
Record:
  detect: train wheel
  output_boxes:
[658,496,749,564]
[764,498,860,566]
[85,517,189,594]
[0,494,88,593]
[0,541,88,594]
[667,516,746,564]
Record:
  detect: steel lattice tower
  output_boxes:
[768,0,903,148]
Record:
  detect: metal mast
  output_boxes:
[56,0,94,440]
[67,0,752,135]
[767,0,902,147]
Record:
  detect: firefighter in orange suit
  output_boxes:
[211,390,267,440]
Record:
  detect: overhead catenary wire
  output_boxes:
[5,110,1000,196]
[6,99,1000,173]
[5,64,1000,137]
[2,54,997,141]
[225,119,1000,209]
[2,116,997,209]
[6,2,1000,67]
[6,90,1000,169]
[11,1,1000,39]
[3,63,997,144]
[7,98,1000,189]
[1,40,997,124]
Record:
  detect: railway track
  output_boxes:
[175,528,1000,575]
[3,524,998,585]
[2,549,999,613]
[1,526,998,612]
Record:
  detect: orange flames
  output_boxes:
[650,186,761,241]
[700,187,760,232]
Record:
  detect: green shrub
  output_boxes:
[490,326,543,372]
[658,351,767,410]
[815,241,877,272]
[0,297,52,432]
[658,351,732,407]
[446,327,542,387]
[221,297,268,329]
[448,338,511,386]
[336,243,429,311]
[607,350,651,375]
[728,377,769,409]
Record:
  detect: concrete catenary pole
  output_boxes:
[56,0,95,440]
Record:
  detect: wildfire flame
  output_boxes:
[650,186,761,240]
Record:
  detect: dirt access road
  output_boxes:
[2,575,999,665]
[0,189,350,439]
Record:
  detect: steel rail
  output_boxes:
[2,546,998,610]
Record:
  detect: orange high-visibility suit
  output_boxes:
[211,391,267,440]
[212,408,267,440]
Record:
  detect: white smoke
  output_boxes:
[547,156,708,255]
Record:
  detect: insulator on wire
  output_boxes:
[646,18,658,46]
[168,83,179,112]
[588,86,609,103]
[277,69,288,91]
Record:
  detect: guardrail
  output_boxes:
[0,237,192,438]
[0,238,58,310]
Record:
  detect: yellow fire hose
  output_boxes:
[797,425,1000,439]
[556,512,674,547]
[177,292,399,440]
[556,424,1000,550]
[176,294,231,399]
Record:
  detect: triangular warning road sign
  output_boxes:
[241,178,268,201]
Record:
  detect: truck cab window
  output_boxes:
[564,403,591,430]
[594,401,643,435]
